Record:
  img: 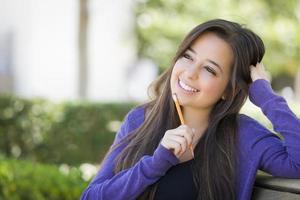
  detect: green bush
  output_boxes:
[0,94,136,165]
[0,94,298,165]
[0,157,89,200]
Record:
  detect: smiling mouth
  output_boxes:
[178,79,199,93]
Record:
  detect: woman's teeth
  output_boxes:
[179,80,199,93]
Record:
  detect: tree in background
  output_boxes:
[78,0,89,99]
[133,0,300,98]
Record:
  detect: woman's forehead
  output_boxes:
[189,32,234,72]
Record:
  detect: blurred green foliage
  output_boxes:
[0,157,88,200]
[0,94,299,166]
[0,94,136,165]
[134,0,300,77]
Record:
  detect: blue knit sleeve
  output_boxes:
[80,107,179,200]
[246,79,300,178]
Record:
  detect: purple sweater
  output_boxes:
[81,79,300,200]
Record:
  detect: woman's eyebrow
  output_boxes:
[187,47,223,73]
[206,59,223,73]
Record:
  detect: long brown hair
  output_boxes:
[111,19,265,200]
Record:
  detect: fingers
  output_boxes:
[250,62,265,72]
[168,136,187,156]
[250,62,271,82]
[175,125,194,147]
[160,125,195,158]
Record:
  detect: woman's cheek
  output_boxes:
[199,72,216,86]
[200,75,223,97]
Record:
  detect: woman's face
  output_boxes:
[170,32,233,110]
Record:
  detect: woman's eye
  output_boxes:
[182,53,192,60]
[204,66,216,75]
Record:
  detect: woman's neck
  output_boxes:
[182,106,210,137]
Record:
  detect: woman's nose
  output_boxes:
[186,65,198,80]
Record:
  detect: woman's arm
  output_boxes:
[248,78,300,178]
[80,107,179,200]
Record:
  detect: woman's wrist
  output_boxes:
[249,79,275,107]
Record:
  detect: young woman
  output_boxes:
[81,19,300,200]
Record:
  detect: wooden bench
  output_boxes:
[252,171,300,200]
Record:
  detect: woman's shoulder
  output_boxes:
[114,105,146,143]
[124,105,146,132]
[237,113,281,152]
[237,113,271,135]
[238,113,260,128]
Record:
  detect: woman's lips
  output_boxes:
[177,79,199,94]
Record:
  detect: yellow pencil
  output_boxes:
[172,93,194,158]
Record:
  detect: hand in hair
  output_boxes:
[250,62,272,83]
[160,125,195,158]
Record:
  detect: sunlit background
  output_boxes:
[0,0,299,199]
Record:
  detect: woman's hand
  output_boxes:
[250,62,271,83]
[160,125,195,158]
